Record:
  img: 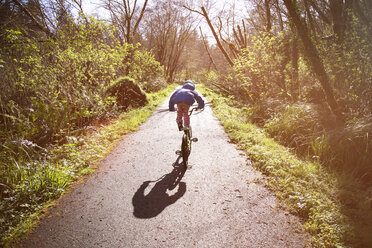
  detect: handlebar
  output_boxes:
[189,107,201,116]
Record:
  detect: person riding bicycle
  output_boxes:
[169,80,205,131]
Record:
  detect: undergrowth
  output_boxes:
[200,86,371,248]
[0,84,175,246]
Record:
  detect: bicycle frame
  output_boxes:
[176,107,199,169]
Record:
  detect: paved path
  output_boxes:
[19,100,309,247]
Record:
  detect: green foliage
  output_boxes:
[0,83,176,246]
[0,14,165,245]
[200,86,368,248]
[264,103,332,154]
[195,69,219,85]
[106,76,148,110]
[325,117,372,179]
[0,17,163,147]
[231,32,287,103]
[261,101,372,185]
[128,45,164,88]
[0,143,85,243]
[317,15,372,116]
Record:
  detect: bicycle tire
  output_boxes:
[181,133,191,169]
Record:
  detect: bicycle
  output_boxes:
[175,107,199,169]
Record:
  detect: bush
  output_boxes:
[230,32,287,103]
[0,15,164,243]
[264,103,332,153]
[141,77,168,93]
[195,69,219,85]
[128,46,164,87]
[106,76,148,110]
[325,116,372,181]
[263,102,372,184]
[0,16,163,148]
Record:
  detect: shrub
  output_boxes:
[195,69,219,85]
[264,103,329,153]
[0,15,164,243]
[128,46,164,87]
[141,77,168,93]
[325,116,372,181]
[264,102,372,184]
[230,32,287,103]
[106,76,148,110]
[0,16,163,148]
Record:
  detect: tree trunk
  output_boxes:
[11,0,56,39]
[330,0,345,42]
[265,0,271,32]
[201,6,234,67]
[283,0,344,121]
[290,35,299,101]
[304,0,316,35]
[200,27,218,71]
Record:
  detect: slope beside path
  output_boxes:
[18,100,310,248]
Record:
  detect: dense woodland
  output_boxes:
[0,0,371,247]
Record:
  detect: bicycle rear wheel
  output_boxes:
[181,133,191,169]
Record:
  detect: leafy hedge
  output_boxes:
[0,15,165,244]
[0,16,163,149]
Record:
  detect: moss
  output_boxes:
[106,76,148,110]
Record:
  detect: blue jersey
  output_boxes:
[169,82,205,111]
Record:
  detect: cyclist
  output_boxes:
[169,80,205,131]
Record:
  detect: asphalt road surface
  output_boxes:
[18,100,310,248]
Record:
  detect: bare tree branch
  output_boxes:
[198,10,233,66]
[307,0,331,25]
[132,0,148,39]
[182,4,203,15]
[11,0,56,39]
[199,26,218,71]
[104,0,147,43]
[183,4,234,66]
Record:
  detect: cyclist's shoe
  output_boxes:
[177,122,183,131]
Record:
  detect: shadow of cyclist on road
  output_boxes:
[132,156,186,219]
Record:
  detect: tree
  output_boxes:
[143,0,197,82]
[10,0,56,38]
[184,5,234,67]
[103,0,148,44]
[283,0,343,120]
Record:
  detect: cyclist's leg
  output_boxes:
[181,103,191,129]
[176,103,184,131]
[177,102,190,129]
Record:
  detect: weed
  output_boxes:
[0,84,175,246]
[200,85,368,248]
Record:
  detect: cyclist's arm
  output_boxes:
[169,93,177,111]
[193,90,205,110]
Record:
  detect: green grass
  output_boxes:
[0,84,176,246]
[200,86,366,248]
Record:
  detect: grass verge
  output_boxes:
[1,84,175,246]
[200,86,360,248]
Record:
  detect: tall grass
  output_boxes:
[0,84,175,246]
[326,117,372,180]
[1,16,165,244]
[200,86,372,248]
[263,102,372,184]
